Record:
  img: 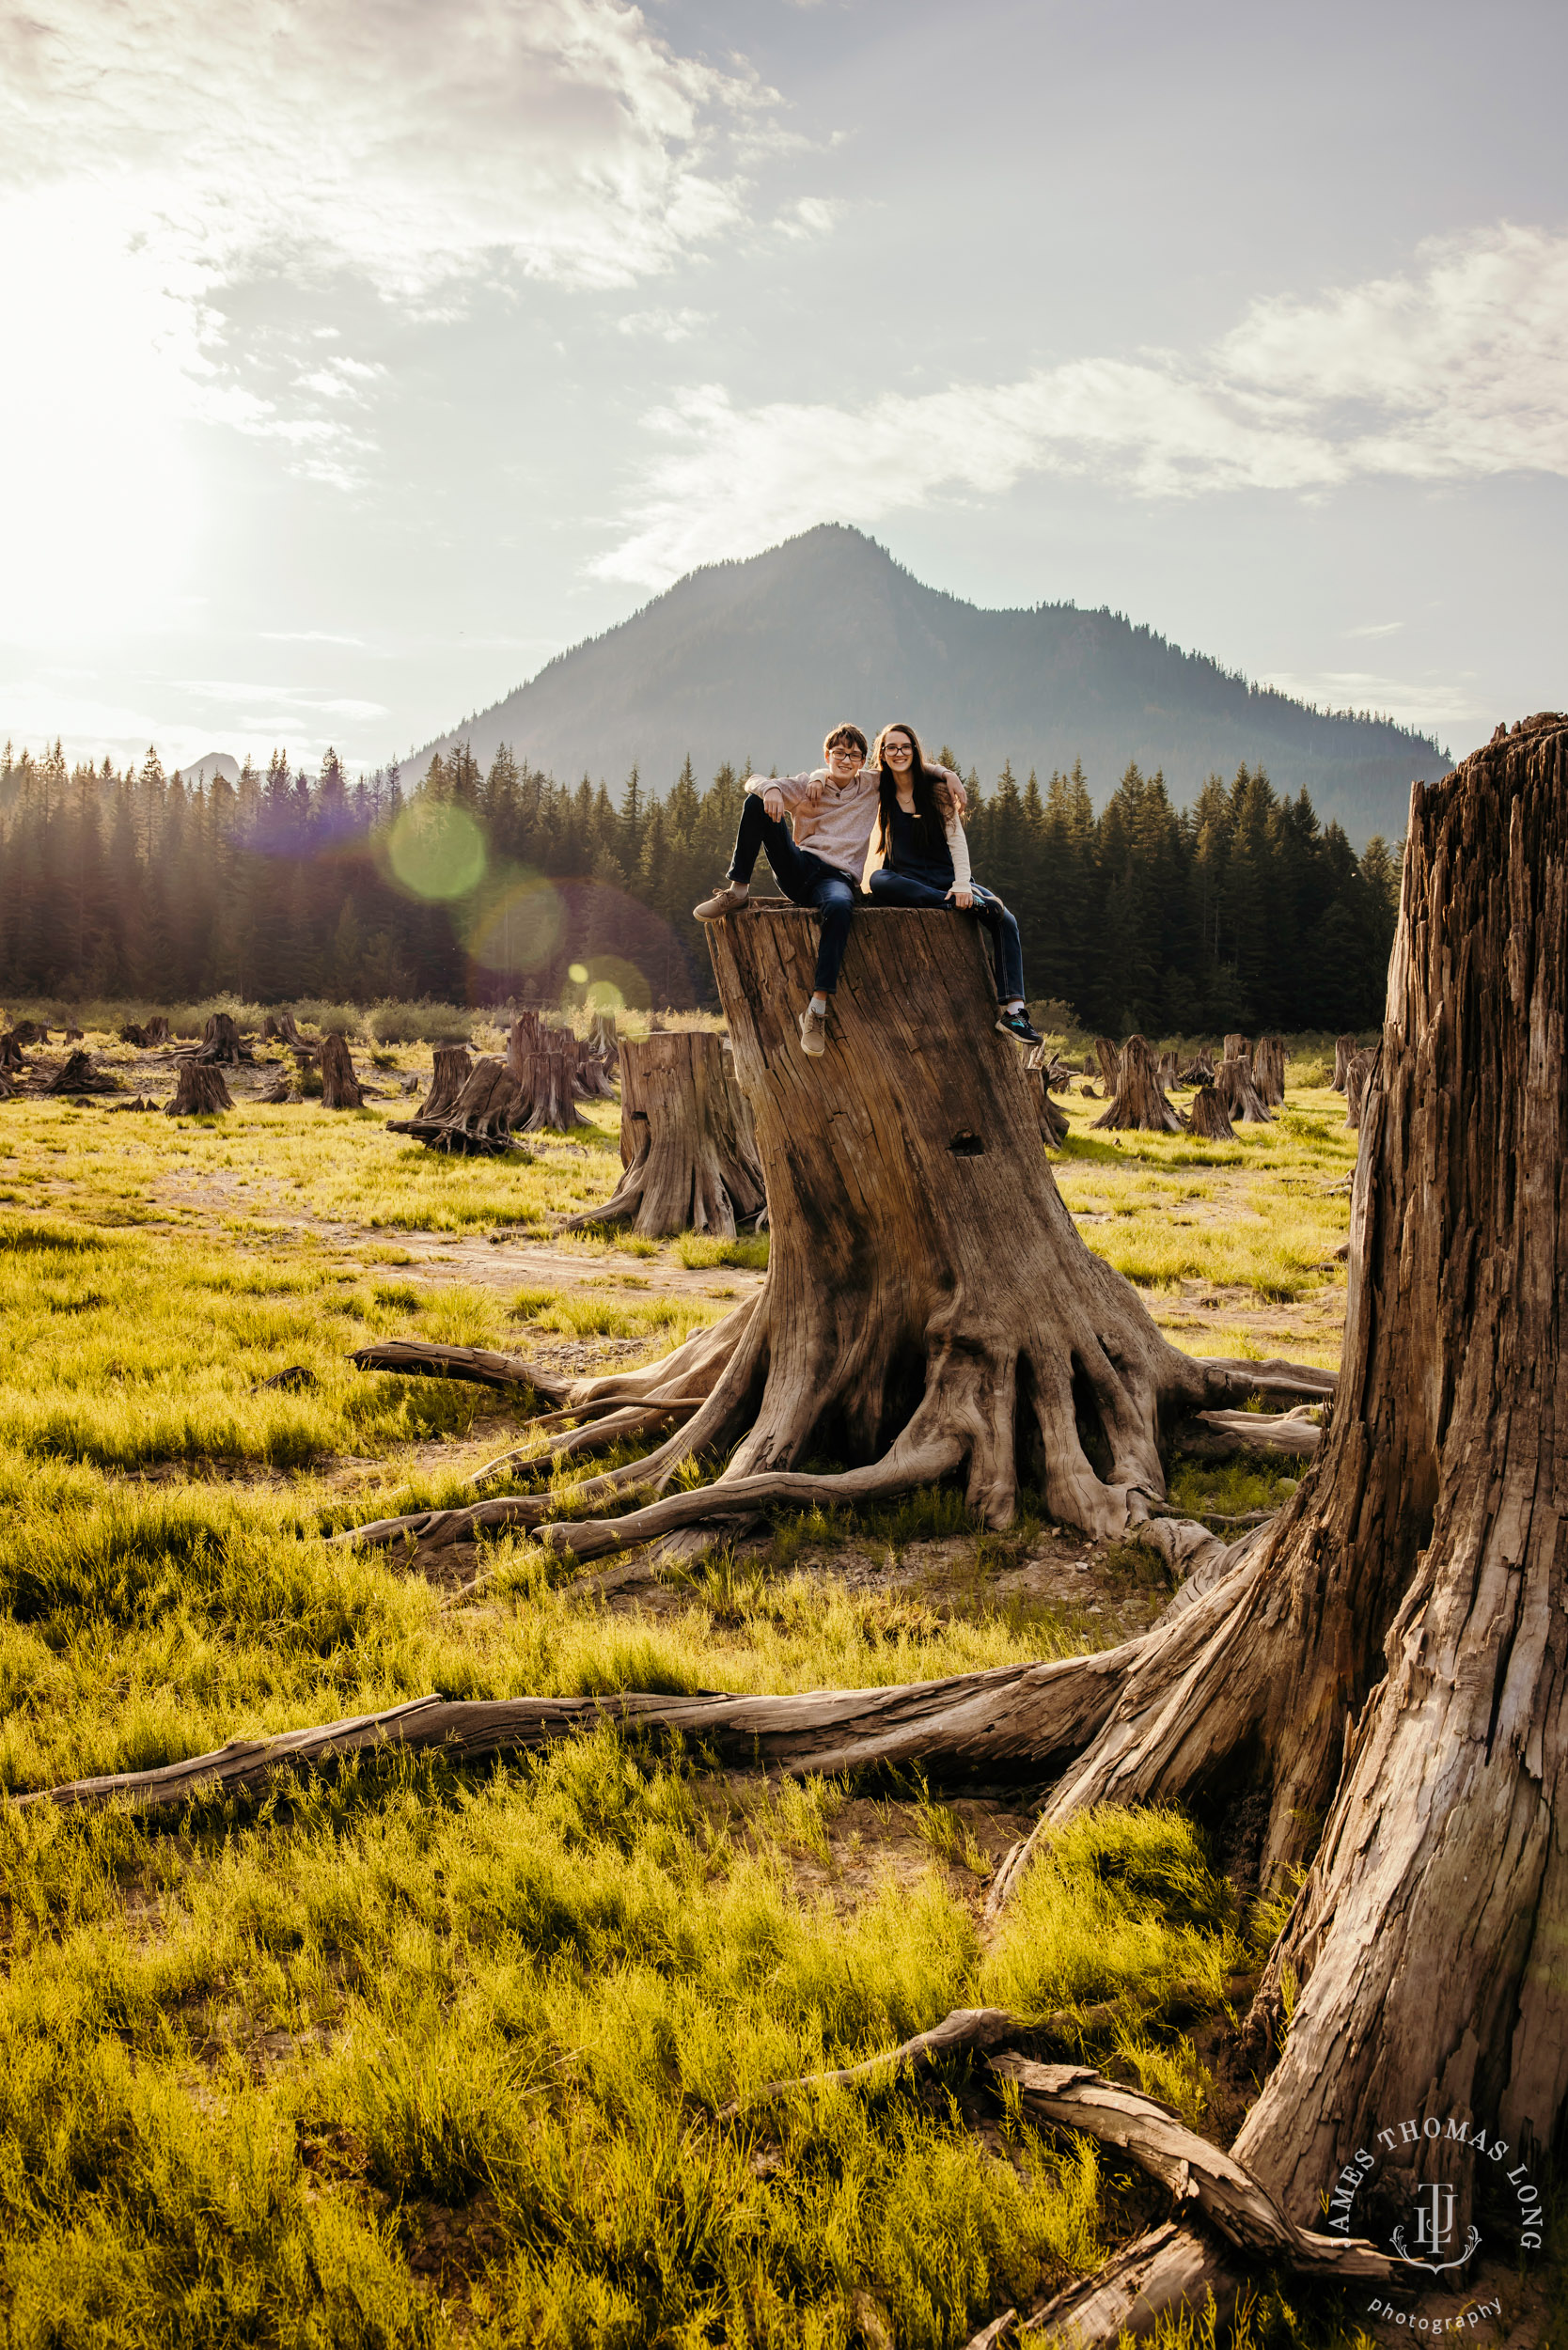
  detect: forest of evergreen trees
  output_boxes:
[0,738,1402,1034]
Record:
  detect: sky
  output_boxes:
[2,0,1564,782]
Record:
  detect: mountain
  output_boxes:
[177,752,241,790]
[414,525,1450,842]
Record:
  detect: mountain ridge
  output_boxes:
[412,525,1450,842]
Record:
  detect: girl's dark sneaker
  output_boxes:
[996,1009,1043,1044]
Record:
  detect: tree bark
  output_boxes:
[1093,1036,1121,1098]
[144,1015,170,1047]
[1222,1032,1248,1066]
[589,1010,620,1075]
[560,1030,764,1237]
[0,1033,27,1073]
[1186,1083,1234,1140]
[318,1031,363,1109]
[1215,1052,1271,1123]
[1092,1036,1184,1134]
[1176,1049,1214,1086]
[1024,1062,1070,1148]
[1343,1044,1376,1128]
[1251,1034,1286,1106]
[1331,1032,1356,1089]
[43,1051,118,1096]
[388,1057,524,1153]
[518,1029,590,1134]
[166,1061,232,1115]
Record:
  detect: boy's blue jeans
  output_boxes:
[729,795,855,995]
[867,868,1026,1002]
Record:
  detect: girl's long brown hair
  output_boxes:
[872,721,952,859]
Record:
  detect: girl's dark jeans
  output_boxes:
[868,867,1026,1003]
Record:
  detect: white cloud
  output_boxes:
[1345,621,1405,640]
[776,195,842,241]
[1262,669,1480,733]
[618,306,711,342]
[595,225,1568,585]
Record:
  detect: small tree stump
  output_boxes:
[145,1015,171,1047]
[1093,1036,1121,1098]
[259,1073,297,1104]
[166,1061,232,1115]
[1330,1033,1356,1090]
[1026,1067,1071,1148]
[559,1031,760,1232]
[417,1045,473,1123]
[1176,1049,1214,1086]
[1187,1084,1236,1140]
[1343,1045,1377,1128]
[0,1068,15,1101]
[319,1031,364,1109]
[1156,1049,1178,1088]
[1215,1053,1271,1123]
[63,1026,84,1044]
[390,1057,523,1153]
[1092,1036,1184,1133]
[118,1022,148,1047]
[1223,1031,1249,1066]
[589,1011,620,1075]
[520,1030,590,1135]
[0,1033,26,1073]
[195,1012,250,1065]
[11,1021,49,1046]
[44,1051,118,1096]
[574,1034,618,1100]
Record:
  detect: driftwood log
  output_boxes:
[560,1030,764,1237]
[318,1031,364,1109]
[1344,1045,1377,1129]
[1091,1035,1184,1134]
[389,1057,523,1154]
[165,1061,232,1115]
[1185,1083,1234,1140]
[1331,1032,1356,1089]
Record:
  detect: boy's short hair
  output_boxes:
[823,723,868,759]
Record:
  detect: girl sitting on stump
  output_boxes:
[868,722,1041,1043]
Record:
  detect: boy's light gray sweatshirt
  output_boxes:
[744,766,969,888]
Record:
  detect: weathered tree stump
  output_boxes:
[573,1034,618,1100]
[1330,1032,1356,1089]
[1222,1031,1248,1066]
[1176,1049,1214,1086]
[165,1061,232,1115]
[1092,1036,1184,1134]
[144,1015,170,1047]
[194,1011,250,1065]
[1093,1036,1121,1098]
[390,1056,523,1154]
[1251,1034,1286,1106]
[560,1029,764,1235]
[43,1051,118,1096]
[1215,1052,1271,1123]
[416,1045,473,1123]
[259,1073,298,1104]
[0,1068,15,1101]
[520,1029,589,1135]
[0,1033,26,1073]
[1343,1044,1377,1128]
[63,1026,84,1044]
[1156,1048,1178,1088]
[319,1031,363,1109]
[1026,1068,1071,1148]
[1186,1083,1235,1140]
[10,1021,49,1046]
[118,1022,148,1047]
[589,1010,620,1076]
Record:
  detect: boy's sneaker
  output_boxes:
[798,1005,826,1058]
[996,1009,1043,1044]
[693,882,749,920]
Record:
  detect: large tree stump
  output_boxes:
[1186,1083,1234,1140]
[1222,1031,1248,1066]
[519,1029,589,1134]
[1251,1034,1286,1105]
[561,1029,765,1236]
[390,1056,523,1154]
[1330,1032,1356,1089]
[318,1031,363,1109]
[165,1061,232,1115]
[195,1011,250,1065]
[1092,1036,1184,1134]
[1215,1051,1271,1123]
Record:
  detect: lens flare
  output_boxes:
[464,874,565,972]
[568,963,588,983]
[387,802,486,900]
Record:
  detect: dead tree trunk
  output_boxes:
[1344,1044,1376,1128]
[195,1011,248,1064]
[519,1029,589,1135]
[165,1061,232,1115]
[1092,1035,1184,1134]
[1186,1083,1234,1140]
[560,1029,765,1236]
[1093,1035,1121,1098]
[389,1058,523,1153]
[318,1031,363,1108]
[1331,1032,1356,1089]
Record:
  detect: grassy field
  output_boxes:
[0,1017,1506,2348]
